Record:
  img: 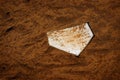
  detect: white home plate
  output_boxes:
[47,23,94,56]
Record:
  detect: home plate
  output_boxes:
[47,23,94,56]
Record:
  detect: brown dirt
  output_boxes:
[0,0,120,80]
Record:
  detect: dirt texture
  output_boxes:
[0,0,120,80]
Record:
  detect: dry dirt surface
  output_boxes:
[0,0,120,80]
